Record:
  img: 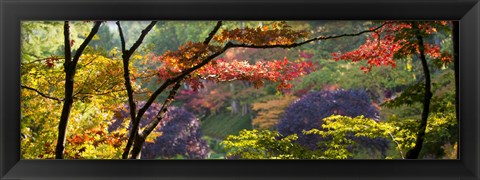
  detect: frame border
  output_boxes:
[1,0,479,179]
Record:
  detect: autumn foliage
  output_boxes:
[153,51,313,91]
[20,20,457,160]
[332,21,452,73]
[213,22,309,45]
[252,95,298,129]
[148,21,314,91]
[197,58,313,90]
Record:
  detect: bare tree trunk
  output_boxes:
[405,23,432,159]
[231,100,239,114]
[130,134,146,159]
[55,22,73,159]
[242,103,249,116]
[55,21,102,159]
[230,84,239,114]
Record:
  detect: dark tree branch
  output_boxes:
[129,21,157,54]
[132,71,157,80]
[55,21,102,159]
[117,21,139,159]
[135,79,172,121]
[116,21,157,159]
[135,21,223,126]
[405,22,432,159]
[74,88,126,96]
[128,21,223,159]
[55,21,73,159]
[116,21,127,54]
[70,22,102,73]
[136,21,382,122]
[121,21,158,60]
[130,79,183,159]
[63,21,72,72]
[21,57,65,65]
[21,84,120,103]
[21,85,62,101]
[168,22,384,83]
[134,21,381,123]
[229,22,388,49]
[203,21,223,44]
[142,80,183,138]
[126,20,386,159]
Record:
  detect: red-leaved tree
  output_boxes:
[116,21,389,159]
[332,21,452,159]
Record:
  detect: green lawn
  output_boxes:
[201,113,253,139]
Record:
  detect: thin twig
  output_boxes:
[387,132,405,159]
[21,85,62,101]
[140,79,183,138]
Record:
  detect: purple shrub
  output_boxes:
[277,89,388,155]
[110,102,210,159]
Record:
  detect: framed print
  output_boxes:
[1,0,479,179]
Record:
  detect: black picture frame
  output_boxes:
[1,0,479,179]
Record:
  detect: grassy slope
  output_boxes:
[200,113,253,139]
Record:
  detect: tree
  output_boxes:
[381,70,457,158]
[332,21,452,159]
[277,89,388,155]
[20,21,129,159]
[20,21,113,159]
[21,20,392,159]
[114,21,387,159]
[115,21,158,159]
[305,92,457,159]
[55,21,103,159]
[224,106,456,159]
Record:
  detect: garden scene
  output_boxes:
[20,21,457,159]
